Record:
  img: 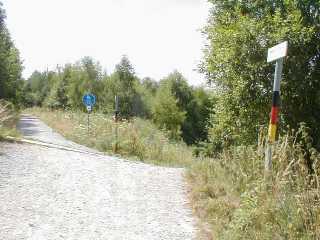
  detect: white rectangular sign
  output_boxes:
[267,41,288,62]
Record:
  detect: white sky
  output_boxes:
[2,0,210,85]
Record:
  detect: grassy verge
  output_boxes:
[26,108,194,167]
[26,108,320,239]
[0,100,20,140]
[188,132,320,239]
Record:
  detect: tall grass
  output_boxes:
[0,100,20,140]
[27,108,194,167]
[188,128,320,239]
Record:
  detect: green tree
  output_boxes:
[67,57,103,109]
[135,77,159,118]
[107,55,140,118]
[202,0,320,149]
[141,77,159,94]
[191,87,214,143]
[24,71,50,106]
[160,71,213,144]
[152,82,186,140]
[44,66,71,109]
[0,2,23,105]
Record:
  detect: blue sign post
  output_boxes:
[82,94,96,108]
[82,93,96,134]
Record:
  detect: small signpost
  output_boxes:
[82,93,96,134]
[267,41,288,63]
[265,41,288,180]
[114,95,119,153]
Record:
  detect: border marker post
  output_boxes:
[265,41,288,180]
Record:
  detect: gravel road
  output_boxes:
[0,115,196,240]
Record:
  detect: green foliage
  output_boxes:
[152,82,186,140]
[25,56,213,145]
[44,72,65,109]
[105,56,142,118]
[0,3,23,105]
[196,3,320,237]
[23,71,51,106]
[202,0,320,150]
[159,71,214,144]
[134,77,158,118]
[66,57,103,109]
[25,55,152,119]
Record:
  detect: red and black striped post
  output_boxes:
[265,58,284,175]
[268,88,281,144]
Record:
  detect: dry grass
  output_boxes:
[0,100,20,139]
[188,130,320,239]
[26,108,194,167]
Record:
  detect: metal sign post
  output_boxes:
[82,93,96,135]
[265,41,288,180]
[87,106,92,134]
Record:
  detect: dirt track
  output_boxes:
[0,115,196,240]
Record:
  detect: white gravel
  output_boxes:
[0,115,196,240]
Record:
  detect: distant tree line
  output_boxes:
[0,2,213,147]
[24,56,214,145]
[3,0,319,153]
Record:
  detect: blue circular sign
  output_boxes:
[82,94,96,107]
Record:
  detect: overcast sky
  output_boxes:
[2,0,210,85]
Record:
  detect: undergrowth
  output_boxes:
[189,127,320,239]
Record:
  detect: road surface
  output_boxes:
[0,115,196,240]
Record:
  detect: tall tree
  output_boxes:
[160,71,213,144]
[0,2,23,105]
[109,55,140,118]
[24,71,50,106]
[44,66,70,109]
[67,57,103,109]
[152,82,186,140]
[202,0,320,149]
[136,77,159,118]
